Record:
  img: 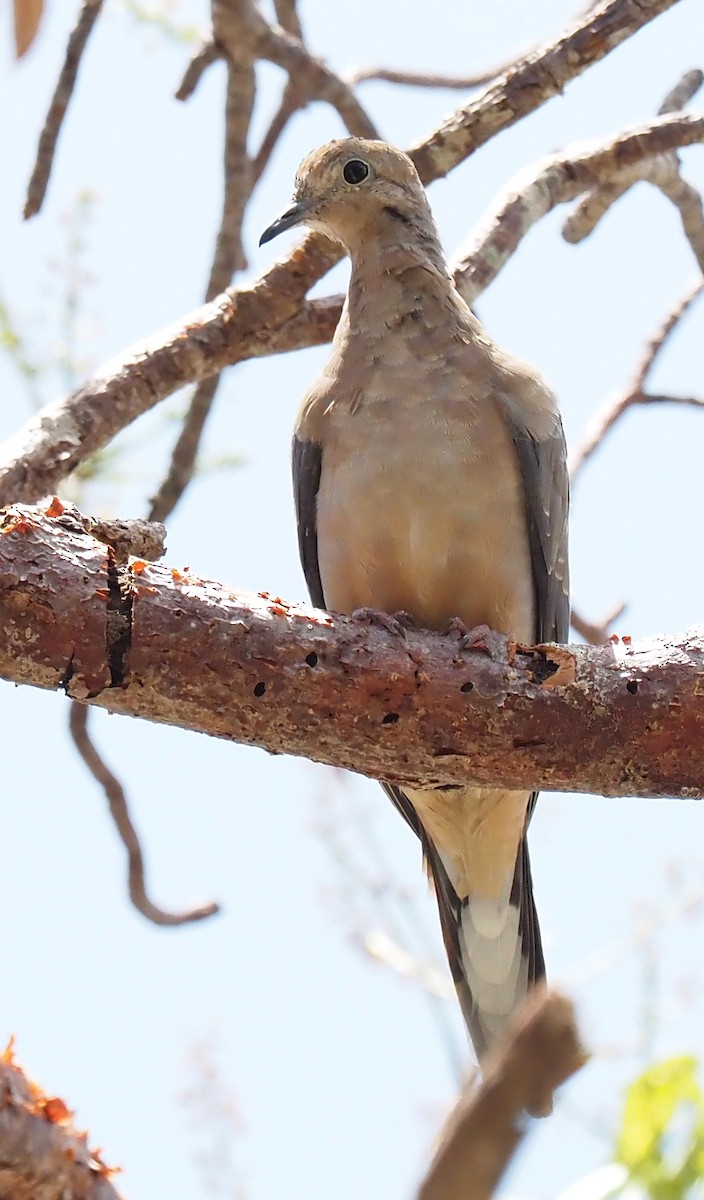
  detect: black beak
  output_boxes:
[259,199,313,246]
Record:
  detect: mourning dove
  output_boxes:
[260,139,569,1062]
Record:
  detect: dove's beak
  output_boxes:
[259,199,315,246]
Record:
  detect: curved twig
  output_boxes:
[569,279,704,481]
[24,0,104,220]
[68,704,220,927]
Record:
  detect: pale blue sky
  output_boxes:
[1,2,704,1198]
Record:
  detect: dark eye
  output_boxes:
[343,159,369,185]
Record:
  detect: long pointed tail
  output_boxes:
[428,833,544,1061]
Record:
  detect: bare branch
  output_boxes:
[571,602,627,645]
[23,0,104,220]
[570,278,704,480]
[0,1049,121,1200]
[175,37,222,101]
[68,704,219,926]
[563,69,704,272]
[348,65,502,90]
[452,113,704,304]
[273,0,302,39]
[212,0,379,139]
[417,991,587,1200]
[3,503,704,800]
[409,0,686,180]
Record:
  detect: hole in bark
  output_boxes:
[305,652,318,667]
[460,680,474,693]
[530,654,559,685]
[626,680,638,695]
[382,712,399,724]
[253,681,266,697]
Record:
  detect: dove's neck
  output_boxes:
[345,221,458,334]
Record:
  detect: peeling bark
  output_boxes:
[2,504,704,800]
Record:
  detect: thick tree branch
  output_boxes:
[408,0,685,179]
[0,1047,121,1200]
[3,503,704,800]
[417,991,587,1200]
[451,113,704,303]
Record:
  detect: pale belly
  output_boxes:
[315,401,535,900]
[316,403,535,642]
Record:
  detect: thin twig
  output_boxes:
[569,279,704,480]
[151,45,256,524]
[417,991,587,1200]
[24,0,104,220]
[68,704,220,926]
[148,376,220,521]
[175,37,222,101]
[348,65,504,89]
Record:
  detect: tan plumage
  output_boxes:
[261,138,569,1062]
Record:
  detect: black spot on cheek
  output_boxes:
[383,205,410,225]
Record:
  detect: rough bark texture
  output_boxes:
[2,504,704,800]
[0,1055,121,1200]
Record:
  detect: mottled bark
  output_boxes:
[0,1055,121,1200]
[2,504,704,800]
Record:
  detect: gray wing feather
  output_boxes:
[292,435,325,610]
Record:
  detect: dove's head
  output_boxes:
[259,138,435,251]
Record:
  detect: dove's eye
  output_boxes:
[343,159,369,185]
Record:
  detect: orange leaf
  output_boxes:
[45,496,65,518]
[1,1035,16,1064]
[14,0,44,58]
[42,1096,72,1124]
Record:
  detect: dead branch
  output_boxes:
[0,1048,121,1200]
[3,502,704,800]
[348,65,503,90]
[5,108,702,511]
[175,37,222,101]
[408,0,685,179]
[563,70,704,273]
[451,112,704,304]
[416,991,587,1200]
[23,0,104,220]
[212,0,378,139]
[569,278,704,479]
[68,703,220,926]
